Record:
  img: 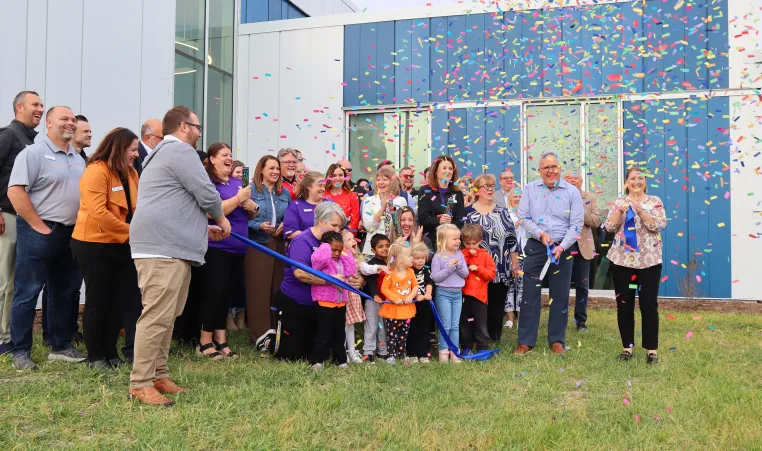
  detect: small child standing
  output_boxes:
[360,234,391,362]
[460,224,497,353]
[431,224,469,363]
[309,231,357,370]
[406,243,434,363]
[378,243,418,364]
[341,230,366,364]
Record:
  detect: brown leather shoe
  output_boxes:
[513,344,533,355]
[153,378,189,394]
[552,342,565,355]
[129,386,174,407]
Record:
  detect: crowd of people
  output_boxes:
[0,92,667,407]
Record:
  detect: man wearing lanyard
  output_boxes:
[514,153,583,356]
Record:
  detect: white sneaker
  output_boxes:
[504,320,514,329]
[418,357,430,363]
[310,363,324,371]
[338,363,349,369]
[348,351,363,364]
[385,357,396,365]
[406,356,419,364]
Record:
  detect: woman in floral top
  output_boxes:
[604,166,667,364]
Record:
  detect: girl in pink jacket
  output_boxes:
[308,231,357,370]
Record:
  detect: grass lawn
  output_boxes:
[1,307,761,449]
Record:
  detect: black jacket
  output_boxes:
[416,185,465,242]
[0,120,38,214]
[134,142,149,176]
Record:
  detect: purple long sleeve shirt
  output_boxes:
[430,251,468,289]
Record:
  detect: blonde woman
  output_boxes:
[504,188,525,328]
[361,167,407,255]
[604,166,666,364]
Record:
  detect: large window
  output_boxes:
[524,101,622,290]
[174,0,235,151]
[347,110,431,186]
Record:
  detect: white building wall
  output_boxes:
[0,0,176,150]
[235,25,344,172]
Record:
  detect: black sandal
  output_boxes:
[618,350,633,361]
[213,339,239,359]
[197,342,224,360]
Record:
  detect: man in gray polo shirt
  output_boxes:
[7,105,86,370]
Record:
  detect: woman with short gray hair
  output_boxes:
[259,201,355,361]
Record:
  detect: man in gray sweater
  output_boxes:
[128,106,230,407]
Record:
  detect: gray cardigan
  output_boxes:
[129,138,223,265]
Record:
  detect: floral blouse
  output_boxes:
[604,195,667,269]
[464,205,518,284]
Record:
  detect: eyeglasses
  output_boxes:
[478,185,497,191]
[148,134,164,140]
[183,122,203,132]
[281,160,298,166]
[539,165,560,172]
[500,176,515,181]
[343,167,353,173]
[401,174,414,179]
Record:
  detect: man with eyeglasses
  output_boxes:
[399,167,418,213]
[134,119,163,176]
[514,153,583,357]
[337,159,354,187]
[495,169,518,209]
[278,148,299,201]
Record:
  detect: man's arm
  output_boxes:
[584,193,602,229]
[8,186,48,233]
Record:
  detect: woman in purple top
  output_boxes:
[184,143,259,360]
[283,171,325,241]
[266,202,351,361]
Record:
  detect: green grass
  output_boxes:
[1,308,761,450]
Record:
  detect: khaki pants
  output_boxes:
[0,213,17,344]
[130,258,191,389]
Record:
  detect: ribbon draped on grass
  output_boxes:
[429,301,500,361]
[230,233,373,301]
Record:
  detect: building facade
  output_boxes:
[235,0,762,300]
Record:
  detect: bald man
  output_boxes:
[337,159,354,187]
[134,119,163,175]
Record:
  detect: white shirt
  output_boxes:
[140,140,154,154]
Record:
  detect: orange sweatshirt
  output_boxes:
[461,248,496,304]
[379,268,418,320]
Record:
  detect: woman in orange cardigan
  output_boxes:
[70,128,140,370]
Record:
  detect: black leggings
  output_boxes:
[72,243,140,362]
[487,283,509,341]
[196,248,244,333]
[407,300,433,358]
[384,318,411,359]
[610,263,662,350]
[309,304,347,365]
[273,290,317,362]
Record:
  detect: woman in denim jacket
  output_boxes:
[245,155,291,346]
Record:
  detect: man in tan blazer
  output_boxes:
[564,170,601,332]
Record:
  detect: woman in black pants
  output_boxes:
[604,166,667,364]
[70,128,141,369]
[191,143,259,360]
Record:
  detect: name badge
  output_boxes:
[304,209,313,213]
[643,203,653,211]
[112,186,124,192]
[44,155,56,161]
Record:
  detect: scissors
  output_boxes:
[539,243,559,280]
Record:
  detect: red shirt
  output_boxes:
[282,177,298,201]
[324,189,360,233]
[462,248,496,304]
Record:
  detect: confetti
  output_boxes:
[685,331,693,339]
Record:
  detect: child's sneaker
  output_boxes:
[418,357,430,363]
[385,356,396,365]
[310,363,324,371]
[338,363,349,369]
[504,320,514,329]
[406,356,419,364]
[438,350,449,362]
[348,351,363,364]
[449,351,461,364]
[362,354,375,363]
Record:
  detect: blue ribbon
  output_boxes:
[230,232,373,301]
[623,206,639,252]
[429,300,500,361]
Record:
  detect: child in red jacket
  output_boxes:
[459,224,497,352]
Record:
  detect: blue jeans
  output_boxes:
[435,288,463,352]
[11,218,82,355]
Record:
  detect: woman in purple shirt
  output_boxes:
[185,143,259,360]
[266,202,352,361]
[282,171,325,241]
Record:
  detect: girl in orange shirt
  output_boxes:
[378,243,418,364]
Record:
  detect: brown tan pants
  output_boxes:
[0,212,16,344]
[245,236,286,342]
[130,258,191,389]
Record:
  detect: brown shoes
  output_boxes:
[513,344,533,355]
[153,378,189,394]
[552,342,565,355]
[128,386,174,407]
